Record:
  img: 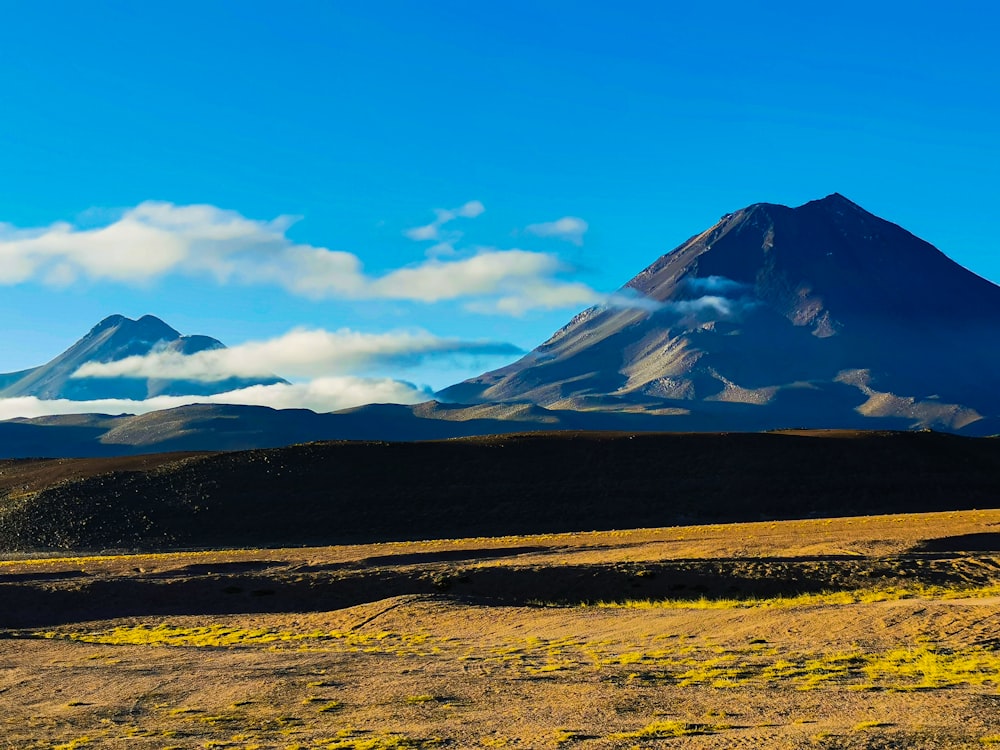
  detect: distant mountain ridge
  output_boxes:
[0,314,286,401]
[440,193,1000,433]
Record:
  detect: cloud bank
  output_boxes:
[0,201,599,314]
[1,325,523,419]
[0,377,431,420]
[73,327,522,382]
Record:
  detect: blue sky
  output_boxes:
[1,1,997,415]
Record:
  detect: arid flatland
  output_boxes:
[5,510,1000,748]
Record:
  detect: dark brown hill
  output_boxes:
[1,430,997,552]
[441,194,1000,433]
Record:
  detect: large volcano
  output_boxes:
[440,194,1000,433]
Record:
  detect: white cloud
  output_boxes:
[598,276,758,321]
[525,216,589,246]
[404,200,485,241]
[424,241,459,258]
[0,202,599,315]
[464,273,759,320]
[72,327,521,382]
[0,377,431,420]
[369,250,567,303]
[604,291,668,312]
[681,275,751,295]
[0,202,297,287]
[670,295,736,319]
[469,281,604,316]
[455,200,486,219]
[404,223,441,242]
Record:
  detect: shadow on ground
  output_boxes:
[5,552,1000,629]
[912,534,1000,553]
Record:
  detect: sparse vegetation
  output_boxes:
[6,510,1000,748]
[38,624,436,657]
[594,582,1000,610]
[611,720,729,739]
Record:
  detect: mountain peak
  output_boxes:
[735,193,862,218]
[88,314,180,342]
[800,192,869,215]
[816,191,854,205]
[131,314,180,340]
[91,314,128,332]
[441,194,1000,433]
[136,314,170,327]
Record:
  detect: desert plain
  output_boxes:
[5,509,1000,748]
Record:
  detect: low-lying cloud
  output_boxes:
[73,327,522,382]
[468,276,754,320]
[606,275,757,323]
[681,275,751,296]
[0,377,432,420]
[0,201,600,315]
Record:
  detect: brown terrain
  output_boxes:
[5,507,1000,748]
[2,430,999,748]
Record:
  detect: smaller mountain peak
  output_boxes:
[130,315,181,343]
[92,314,128,330]
[134,314,177,332]
[86,314,180,342]
[823,192,851,202]
[808,193,864,211]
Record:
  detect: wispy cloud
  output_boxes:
[681,275,750,295]
[404,200,485,241]
[0,377,432,420]
[72,327,522,382]
[525,216,588,246]
[0,201,600,315]
[605,275,758,322]
[467,281,604,316]
[369,250,571,303]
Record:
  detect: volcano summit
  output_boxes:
[441,194,1000,434]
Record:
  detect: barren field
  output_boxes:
[3,510,1000,748]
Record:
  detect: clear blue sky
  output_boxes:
[1,1,997,411]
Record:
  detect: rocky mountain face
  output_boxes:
[0,314,286,401]
[440,194,1000,433]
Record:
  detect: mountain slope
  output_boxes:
[0,314,286,401]
[440,194,1000,432]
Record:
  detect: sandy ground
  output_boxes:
[4,510,1000,748]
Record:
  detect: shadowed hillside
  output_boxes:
[1,430,998,552]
